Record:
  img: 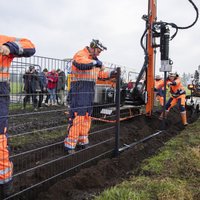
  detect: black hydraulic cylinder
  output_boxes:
[160,25,170,61]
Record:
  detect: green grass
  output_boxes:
[95,118,200,200]
[95,177,193,200]
[141,121,200,179]
[10,82,23,94]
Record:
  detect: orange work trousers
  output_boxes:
[0,134,13,184]
[64,113,91,150]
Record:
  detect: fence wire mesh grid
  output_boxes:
[0,56,121,199]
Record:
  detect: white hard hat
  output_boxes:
[155,75,162,80]
[168,72,178,77]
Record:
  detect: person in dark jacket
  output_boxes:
[56,69,66,105]
[23,65,40,110]
[38,68,48,108]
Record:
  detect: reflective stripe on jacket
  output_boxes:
[0,35,36,82]
[156,77,186,98]
[71,47,109,83]
[168,78,186,97]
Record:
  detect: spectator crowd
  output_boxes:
[23,66,66,111]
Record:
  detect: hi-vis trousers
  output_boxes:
[0,82,13,184]
[64,112,91,150]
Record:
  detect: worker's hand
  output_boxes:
[99,66,105,71]
[167,82,172,87]
[154,87,158,92]
[110,70,118,78]
[93,60,102,68]
[0,45,10,55]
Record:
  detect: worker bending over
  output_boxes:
[156,72,188,126]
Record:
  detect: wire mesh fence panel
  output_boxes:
[0,55,122,199]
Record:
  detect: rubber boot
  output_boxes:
[76,144,88,151]
[64,147,75,154]
[180,111,188,126]
[159,110,168,120]
[67,149,76,154]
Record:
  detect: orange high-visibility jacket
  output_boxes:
[155,79,164,90]
[71,47,109,82]
[0,35,36,82]
[0,35,35,184]
[156,77,186,97]
[167,77,186,97]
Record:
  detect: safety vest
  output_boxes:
[0,35,35,82]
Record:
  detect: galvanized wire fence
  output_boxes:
[0,56,124,199]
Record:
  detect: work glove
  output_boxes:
[0,45,10,56]
[93,60,103,68]
[167,82,172,87]
[110,70,118,78]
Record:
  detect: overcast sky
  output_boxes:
[1,0,200,75]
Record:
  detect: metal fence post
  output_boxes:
[115,67,121,157]
[161,71,167,130]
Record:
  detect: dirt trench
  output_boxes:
[36,107,199,200]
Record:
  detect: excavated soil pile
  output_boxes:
[37,107,199,200]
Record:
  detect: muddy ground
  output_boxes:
[31,106,199,200]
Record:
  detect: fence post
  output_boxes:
[115,67,121,157]
[161,71,167,130]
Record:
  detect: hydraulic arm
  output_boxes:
[133,0,198,116]
[145,0,157,116]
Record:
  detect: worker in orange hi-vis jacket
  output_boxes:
[64,39,117,154]
[155,72,188,126]
[0,35,36,198]
[154,75,164,106]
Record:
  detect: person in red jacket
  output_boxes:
[156,72,188,126]
[64,39,117,154]
[0,34,35,198]
[47,69,58,106]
